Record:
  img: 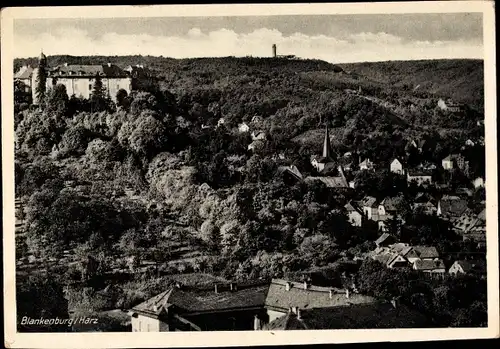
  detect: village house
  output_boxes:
[449,260,486,277]
[413,259,446,277]
[465,139,475,147]
[442,154,466,171]
[361,196,379,221]
[238,123,250,133]
[437,98,464,113]
[406,169,433,186]
[251,115,264,124]
[251,130,266,142]
[128,281,270,332]
[14,65,34,92]
[390,158,404,175]
[217,118,226,127]
[345,201,363,227]
[454,208,486,247]
[406,138,428,154]
[371,248,409,269]
[276,165,303,185]
[472,177,485,188]
[358,158,374,171]
[437,195,469,220]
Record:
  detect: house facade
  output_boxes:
[345,202,363,227]
[238,123,250,133]
[407,170,433,186]
[361,196,379,221]
[390,159,404,174]
[129,282,270,332]
[23,54,134,103]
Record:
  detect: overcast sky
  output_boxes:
[13,13,484,63]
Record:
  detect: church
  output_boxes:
[15,52,138,104]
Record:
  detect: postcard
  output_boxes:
[2,2,498,348]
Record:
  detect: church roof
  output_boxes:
[322,123,334,160]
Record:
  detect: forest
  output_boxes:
[14,56,486,331]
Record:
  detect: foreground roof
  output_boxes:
[265,302,430,330]
[264,279,376,312]
[131,281,269,317]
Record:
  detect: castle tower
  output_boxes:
[272,44,277,58]
[322,122,333,160]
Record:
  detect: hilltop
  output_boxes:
[15,56,484,111]
[339,59,484,111]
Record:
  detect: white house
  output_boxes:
[345,202,363,227]
[390,159,404,174]
[465,139,475,147]
[238,123,250,133]
[472,177,485,188]
[217,118,225,127]
[359,158,374,171]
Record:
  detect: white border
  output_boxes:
[2,2,498,348]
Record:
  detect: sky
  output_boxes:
[13,13,484,63]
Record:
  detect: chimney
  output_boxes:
[296,308,301,320]
[214,284,218,294]
[345,289,350,299]
[285,282,291,291]
[253,314,261,331]
[329,289,333,299]
[303,281,308,290]
[272,44,277,58]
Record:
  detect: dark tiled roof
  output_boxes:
[413,246,439,259]
[453,260,486,274]
[439,196,468,217]
[414,259,445,271]
[305,176,348,188]
[407,169,433,177]
[362,196,378,208]
[266,302,429,330]
[345,201,362,214]
[277,165,303,180]
[264,279,377,312]
[132,282,269,317]
[49,64,129,78]
[380,196,407,212]
[375,233,393,246]
[15,66,34,79]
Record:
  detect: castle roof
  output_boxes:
[49,64,129,78]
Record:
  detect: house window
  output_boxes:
[117,84,120,90]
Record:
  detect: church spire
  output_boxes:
[322,122,333,160]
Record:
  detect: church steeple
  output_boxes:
[322,122,333,160]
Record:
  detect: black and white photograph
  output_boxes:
[2,2,498,347]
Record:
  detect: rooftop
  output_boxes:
[131,281,270,317]
[49,64,129,78]
[414,259,445,271]
[264,279,377,312]
[265,302,429,330]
